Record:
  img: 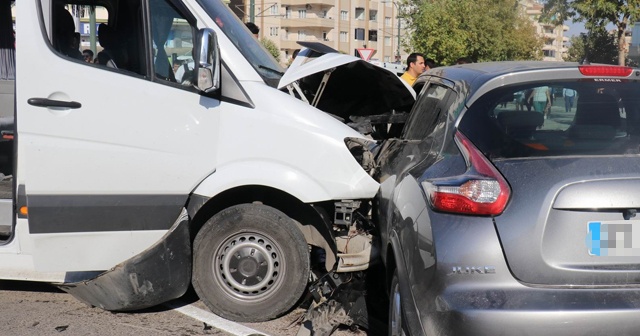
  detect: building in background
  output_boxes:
[629,23,640,65]
[234,0,407,65]
[519,0,568,61]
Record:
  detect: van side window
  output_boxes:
[149,0,196,85]
[44,1,147,76]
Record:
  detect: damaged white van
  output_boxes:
[0,0,414,323]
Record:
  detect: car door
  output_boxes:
[377,78,458,281]
[17,0,220,272]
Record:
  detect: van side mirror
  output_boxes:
[193,28,220,93]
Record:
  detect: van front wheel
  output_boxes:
[192,204,310,322]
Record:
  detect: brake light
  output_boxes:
[422,131,510,216]
[579,65,633,77]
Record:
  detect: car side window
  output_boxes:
[403,83,455,141]
[45,1,148,76]
[149,0,196,86]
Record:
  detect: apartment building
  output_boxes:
[232,0,407,65]
[519,0,569,61]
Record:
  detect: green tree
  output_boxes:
[543,0,640,66]
[260,37,281,61]
[403,0,542,65]
[566,28,618,64]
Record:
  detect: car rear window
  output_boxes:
[458,81,640,159]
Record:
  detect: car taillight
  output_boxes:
[579,65,633,77]
[422,131,510,216]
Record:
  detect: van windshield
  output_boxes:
[196,0,284,87]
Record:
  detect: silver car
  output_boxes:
[375,62,640,335]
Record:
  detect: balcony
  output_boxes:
[281,17,335,28]
[280,0,335,6]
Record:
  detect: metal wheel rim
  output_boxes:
[213,232,283,300]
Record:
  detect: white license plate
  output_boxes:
[586,220,640,256]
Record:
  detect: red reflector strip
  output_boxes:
[579,66,633,77]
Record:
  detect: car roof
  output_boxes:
[415,61,637,107]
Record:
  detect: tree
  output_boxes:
[403,0,542,65]
[260,37,281,61]
[565,28,618,64]
[543,0,640,66]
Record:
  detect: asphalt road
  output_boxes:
[0,280,371,336]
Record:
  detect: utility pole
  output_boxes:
[382,1,401,63]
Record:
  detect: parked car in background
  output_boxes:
[374,62,640,335]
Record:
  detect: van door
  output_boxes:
[17,0,220,272]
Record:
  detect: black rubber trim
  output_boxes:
[27,98,81,109]
[27,194,187,233]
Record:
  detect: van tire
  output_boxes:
[192,203,310,322]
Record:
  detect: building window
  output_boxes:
[368,30,377,41]
[354,28,365,40]
[340,31,348,42]
[322,31,328,41]
[369,10,377,21]
[270,4,278,16]
[385,36,391,46]
[341,10,348,21]
[298,30,306,40]
[298,9,306,18]
[385,17,391,27]
[284,29,289,39]
[355,7,364,20]
[270,27,279,36]
[543,50,556,57]
[285,7,291,18]
[384,56,390,62]
[320,10,327,18]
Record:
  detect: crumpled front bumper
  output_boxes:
[58,209,191,311]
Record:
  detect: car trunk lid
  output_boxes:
[493,157,640,286]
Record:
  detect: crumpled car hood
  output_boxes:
[279,44,415,122]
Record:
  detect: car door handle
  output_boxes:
[27,98,82,109]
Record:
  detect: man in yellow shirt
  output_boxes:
[400,53,425,86]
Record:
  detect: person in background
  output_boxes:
[425,58,436,71]
[528,86,552,119]
[454,57,471,65]
[82,49,94,63]
[245,22,259,38]
[400,52,425,86]
[563,87,576,112]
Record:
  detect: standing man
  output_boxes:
[245,22,259,38]
[400,53,425,86]
[563,87,576,112]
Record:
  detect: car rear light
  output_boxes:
[579,65,633,77]
[422,131,510,216]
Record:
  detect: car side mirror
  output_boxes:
[193,28,220,93]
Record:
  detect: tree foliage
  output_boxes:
[543,0,640,65]
[403,0,543,65]
[565,27,618,64]
[260,37,281,61]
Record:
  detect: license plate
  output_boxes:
[586,220,640,256]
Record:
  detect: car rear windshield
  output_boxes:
[458,80,640,159]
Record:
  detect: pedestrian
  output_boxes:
[454,57,471,65]
[425,58,436,71]
[400,53,425,86]
[245,22,259,38]
[563,87,576,112]
[82,49,94,63]
[528,86,551,119]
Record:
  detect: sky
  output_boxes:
[565,21,586,37]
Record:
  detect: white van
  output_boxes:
[0,0,413,322]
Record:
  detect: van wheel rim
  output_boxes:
[215,232,282,300]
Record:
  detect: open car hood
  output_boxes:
[278,43,415,125]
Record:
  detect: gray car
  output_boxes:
[374,62,640,335]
